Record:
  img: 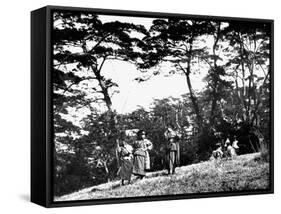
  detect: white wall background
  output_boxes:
[0,0,279,212]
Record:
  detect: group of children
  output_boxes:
[212,135,239,160]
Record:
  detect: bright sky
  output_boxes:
[102,60,206,114]
[99,14,206,114]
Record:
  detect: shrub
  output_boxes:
[259,142,270,162]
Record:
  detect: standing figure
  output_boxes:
[226,136,239,160]
[166,136,180,175]
[116,138,133,185]
[132,130,153,179]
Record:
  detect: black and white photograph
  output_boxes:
[51,8,273,203]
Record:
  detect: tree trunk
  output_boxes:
[209,23,221,126]
[185,73,203,131]
[101,87,113,111]
[90,65,113,112]
[184,37,204,131]
[209,73,218,126]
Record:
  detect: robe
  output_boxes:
[133,139,153,175]
[166,142,180,174]
[117,144,133,180]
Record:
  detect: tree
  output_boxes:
[138,19,214,131]
[53,12,148,112]
[223,21,270,126]
[200,21,232,127]
[52,12,149,194]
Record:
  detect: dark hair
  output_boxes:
[173,135,180,142]
[137,130,146,140]
[167,123,175,129]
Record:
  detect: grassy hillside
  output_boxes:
[54,153,270,201]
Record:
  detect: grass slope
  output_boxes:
[55,153,270,201]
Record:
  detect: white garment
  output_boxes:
[232,140,239,149]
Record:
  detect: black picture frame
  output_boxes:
[31,5,274,208]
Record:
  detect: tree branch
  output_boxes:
[62,77,98,94]
[89,33,111,53]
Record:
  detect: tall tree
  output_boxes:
[53,12,148,112]
[201,21,232,127]
[224,21,270,126]
[138,19,213,131]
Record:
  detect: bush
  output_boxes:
[260,143,270,162]
[193,130,216,161]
